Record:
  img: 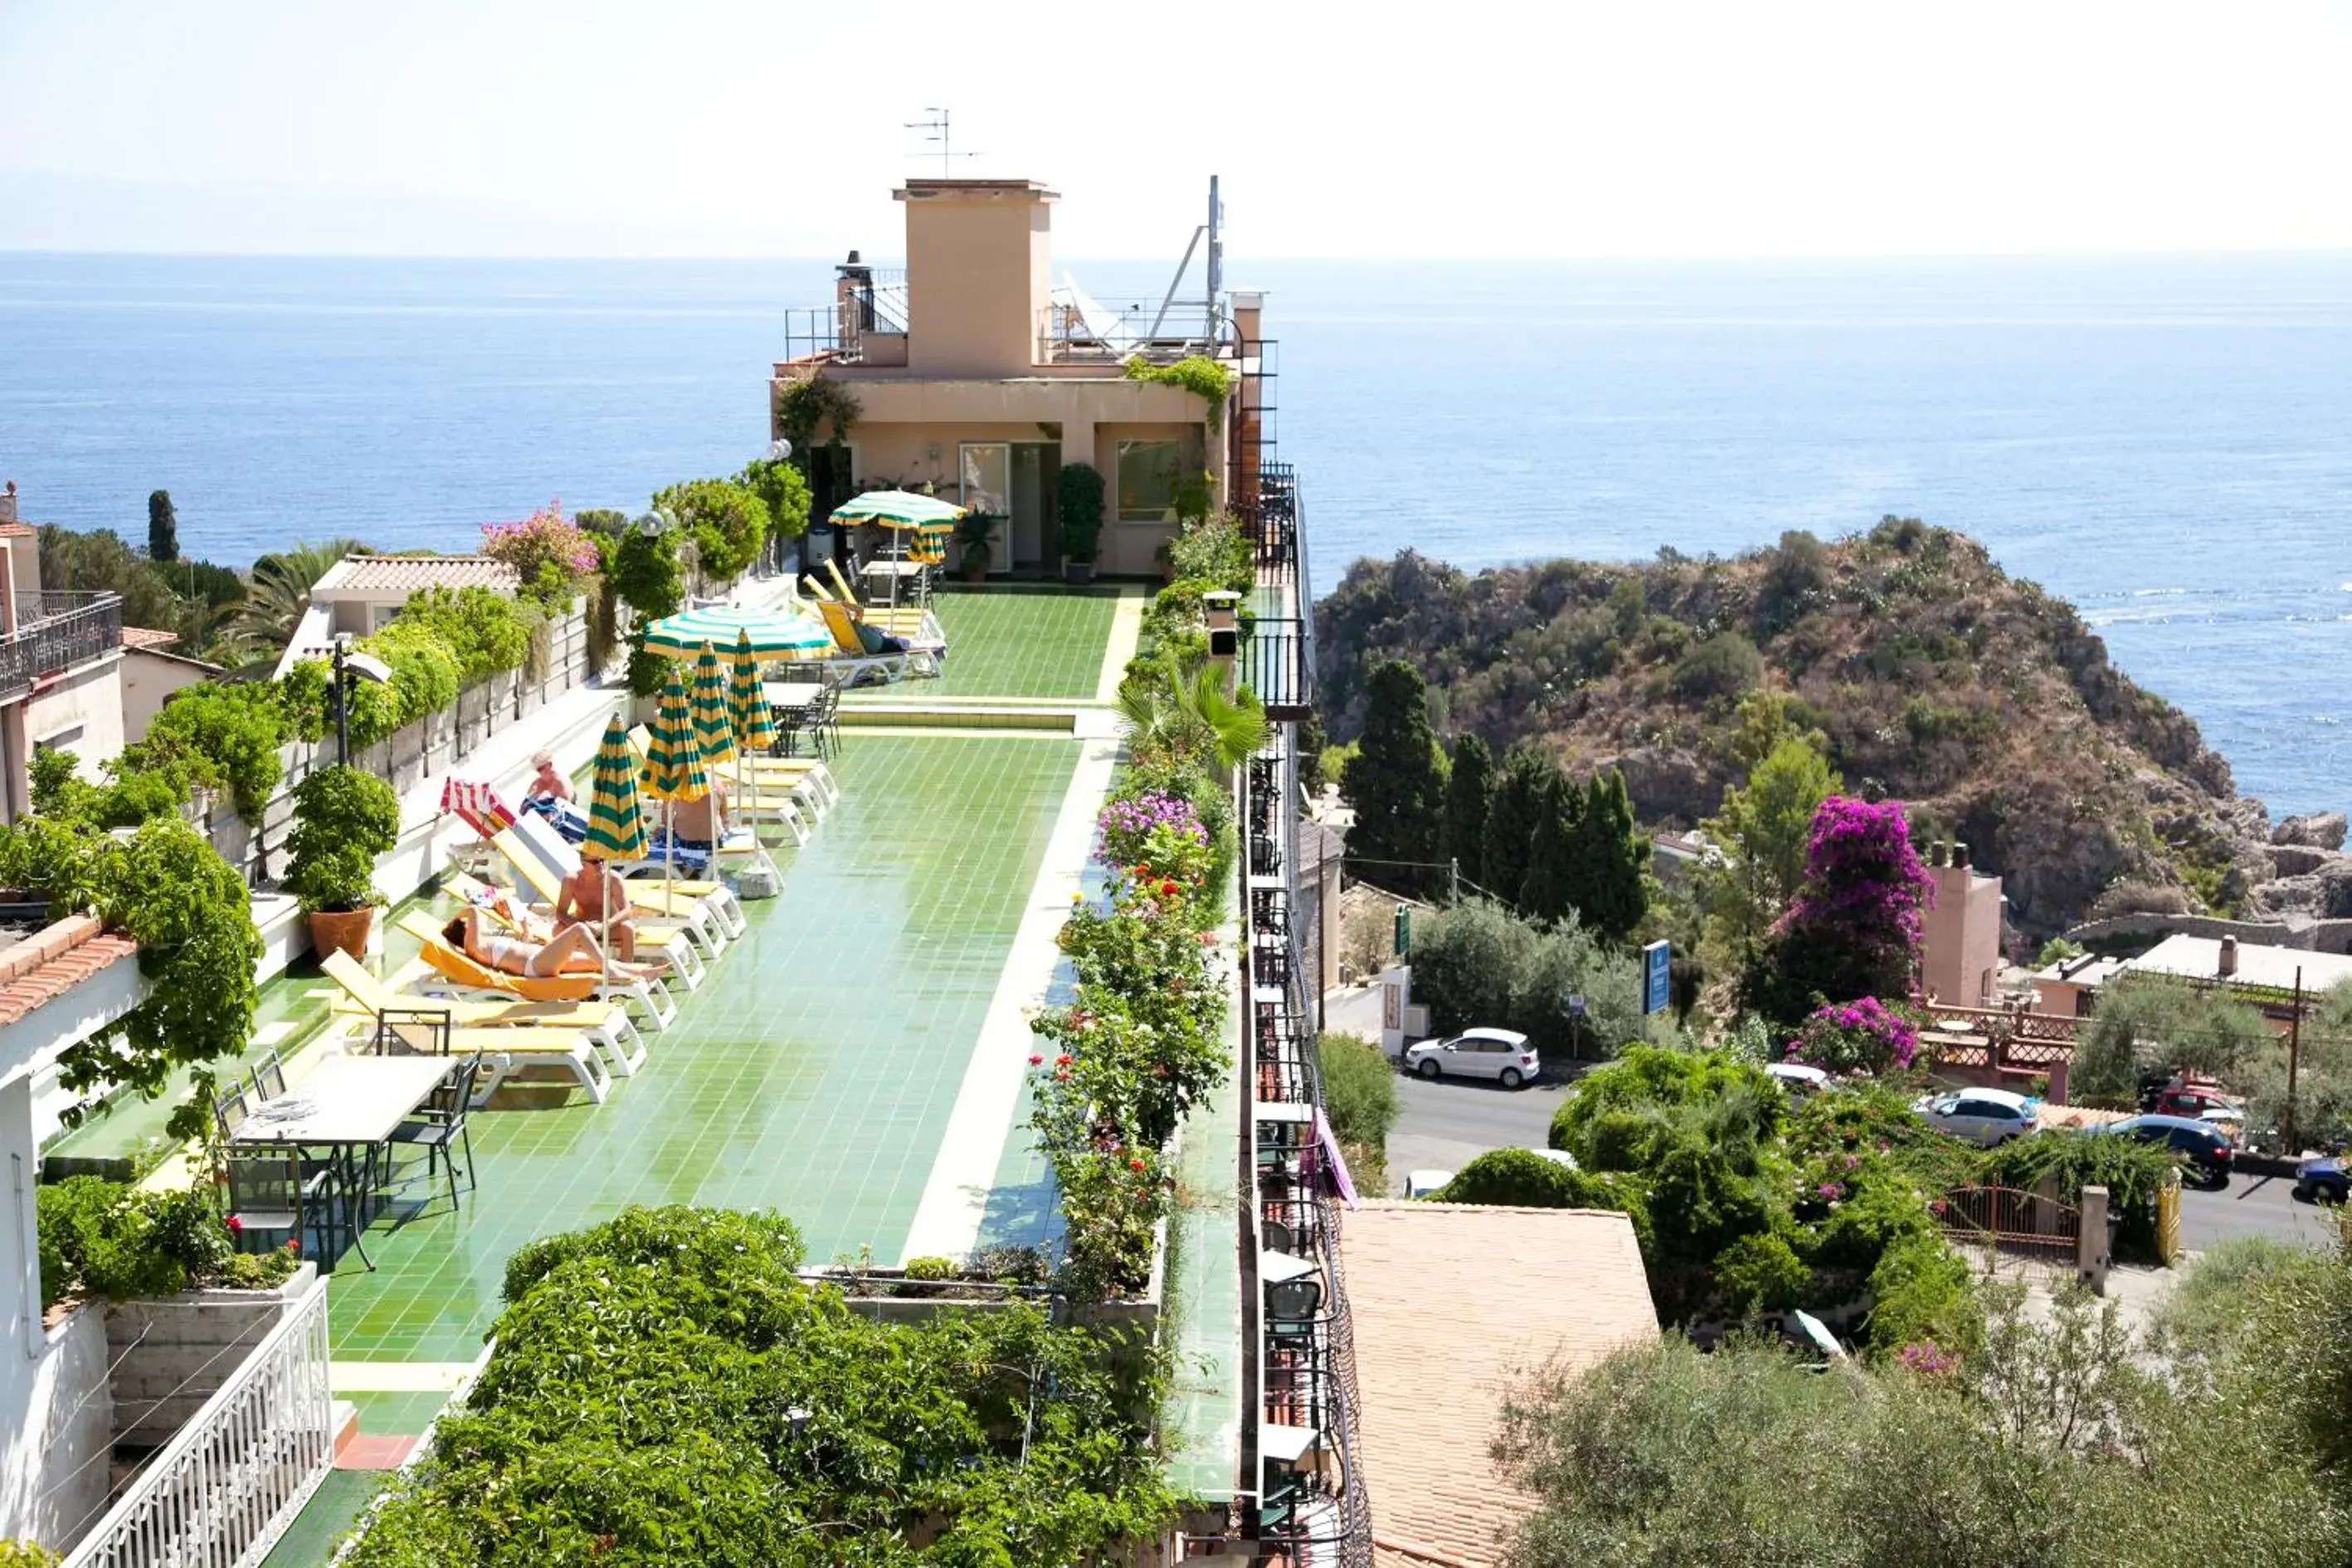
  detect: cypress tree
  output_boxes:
[1481,743,1554,910]
[1517,769,1584,924]
[1568,768,1649,940]
[1439,734,1493,898]
[147,489,178,563]
[1342,660,1447,898]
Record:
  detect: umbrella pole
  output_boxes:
[599,863,611,996]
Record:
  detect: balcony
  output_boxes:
[781,266,911,367]
[1035,300,1230,366]
[0,592,124,699]
[1239,464,1313,720]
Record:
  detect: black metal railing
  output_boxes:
[0,593,122,695]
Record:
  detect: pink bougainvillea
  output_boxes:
[1752,796,1936,1022]
[1785,996,1921,1075]
[481,502,598,597]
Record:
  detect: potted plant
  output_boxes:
[955,511,1000,584]
[284,764,401,961]
[1054,463,1105,586]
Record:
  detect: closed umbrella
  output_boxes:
[728,630,777,840]
[579,715,649,991]
[639,669,709,918]
[642,604,831,660]
[689,642,738,775]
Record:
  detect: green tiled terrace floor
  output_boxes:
[926,588,1122,699]
[322,733,1081,1363]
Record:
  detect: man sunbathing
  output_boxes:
[552,862,662,967]
[442,904,665,982]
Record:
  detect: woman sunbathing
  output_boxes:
[441,905,665,982]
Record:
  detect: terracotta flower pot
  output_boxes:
[307,907,374,963]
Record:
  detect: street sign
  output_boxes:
[1642,940,1671,1015]
[1567,994,1586,1016]
[1394,903,1411,959]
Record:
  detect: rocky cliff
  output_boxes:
[1313,519,2325,937]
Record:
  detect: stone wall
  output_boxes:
[101,1264,320,1449]
[2063,909,2352,955]
[0,1303,113,1553]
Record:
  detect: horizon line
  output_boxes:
[5,246,2352,266]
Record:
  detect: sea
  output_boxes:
[2,252,2348,816]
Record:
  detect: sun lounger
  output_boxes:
[821,559,943,645]
[625,723,836,818]
[806,598,940,685]
[321,947,647,1075]
[338,1010,612,1108]
[513,811,749,944]
[496,821,729,956]
[371,921,656,1070]
[455,855,709,1000]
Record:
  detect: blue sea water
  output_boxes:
[2,252,2348,815]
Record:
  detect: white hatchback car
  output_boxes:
[1402,1027,1541,1088]
[1912,1087,2041,1147]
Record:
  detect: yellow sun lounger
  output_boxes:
[823,558,939,642]
[443,867,699,1013]
[510,811,747,945]
[626,723,835,816]
[364,923,652,1075]
[485,829,723,970]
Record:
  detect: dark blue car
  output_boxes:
[2296,1156,2349,1205]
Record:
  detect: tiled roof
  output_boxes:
[0,914,139,1029]
[1342,1202,1658,1568]
[120,626,179,649]
[311,555,518,597]
[0,523,34,540]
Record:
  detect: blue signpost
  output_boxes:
[1642,940,1672,1015]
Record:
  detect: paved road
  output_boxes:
[1385,1066,2341,1251]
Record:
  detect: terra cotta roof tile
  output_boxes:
[0,916,138,1028]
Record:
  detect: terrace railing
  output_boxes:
[64,1283,335,1568]
[1036,301,1225,365]
[0,592,123,699]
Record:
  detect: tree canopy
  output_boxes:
[1342,660,1448,898]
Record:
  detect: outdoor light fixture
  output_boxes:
[635,512,668,538]
[767,438,792,463]
[329,635,392,767]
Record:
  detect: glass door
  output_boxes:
[959,443,1010,574]
[1009,443,1049,569]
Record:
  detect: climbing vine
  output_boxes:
[1123,354,1235,431]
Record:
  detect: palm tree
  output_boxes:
[1118,650,1269,772]
[217,538,373,663]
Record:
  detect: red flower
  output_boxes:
[1128,1158,1147,1172]
[224,1215,242,1233]
[1160,881,1181,898]
[285,1239,300,1254]
[1054,1054,1073,1067]
[1028,1054,1045,1066]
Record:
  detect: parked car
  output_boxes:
[2150,1086,2242,1121]
[1912,1088,2041,1147]
[2106,1114,2236,1186]
[2294,1155,2348,1205]
[1402,1027,1541,1088]
[1767,1062,1831,1098]
[1403,1169,1454,1199]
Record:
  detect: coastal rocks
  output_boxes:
[2273,811,2347,850]
[2269,844,2335,879]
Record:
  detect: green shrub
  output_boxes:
[2071,973,2270,1102]
[283,765,401,915]
[1317,1033,1398,1154]
[1414,898,1643,1062]
[502,1205,806,1303]
[1671,630,1765,700]
[395,585,533,679]
[1862,1231,1979,1356]
[1054,462,1107,563]
[1716,1230,1811,1312]
[900,1255,960,1281]
[129,681,291,818]
[1550,1045,1784,1161]
[37,1177,236,1305]
[1434,1150,1648,1230]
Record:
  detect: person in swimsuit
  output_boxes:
[552,862,661,967]
[524,752,574,806]
[441,906,662,982]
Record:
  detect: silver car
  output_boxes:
[1912,1088,2040,1147]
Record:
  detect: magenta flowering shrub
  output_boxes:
[1749,796,1936,1024]
[1785,996,1920,1076]
[1895,1340,1960,1379]
[482,502,599,605]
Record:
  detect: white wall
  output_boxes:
[119,651,217,746]
[22,656,127,781]
[0,1074,115,1554]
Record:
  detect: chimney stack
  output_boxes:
[1930,841,1949,867]
[0,480,16,525]
[2218,934,2238,979]
[1952,841,1970,870]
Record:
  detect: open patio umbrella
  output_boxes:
[728,630,777,844]
[827,489,964,605]
[579,715,649,992]
[639,668,709,918]
[641,603,831,660]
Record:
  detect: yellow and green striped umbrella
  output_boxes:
[640,604,831,659]
[640,668,709,803]
[580,716,648,863]
[689,641,738,769]
[728,631,776,757]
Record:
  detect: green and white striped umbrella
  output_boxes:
[640,668,709,804]
[640,603,832,659]
[826,489,965,528]
[689,642,738,769]
[728,631,776,757]
[580,716,648,863]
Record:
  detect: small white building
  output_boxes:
[273,553,519,678]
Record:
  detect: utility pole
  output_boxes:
[1449,856,1460,903]
[2287,965,2303,1153]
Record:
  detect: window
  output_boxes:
[34,724,85,751]
[1116,440,1184,523]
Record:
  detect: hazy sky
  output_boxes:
[4,0,2350,259]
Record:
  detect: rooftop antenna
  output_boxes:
[903,107,981,178]
[1144,175,1224,348]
